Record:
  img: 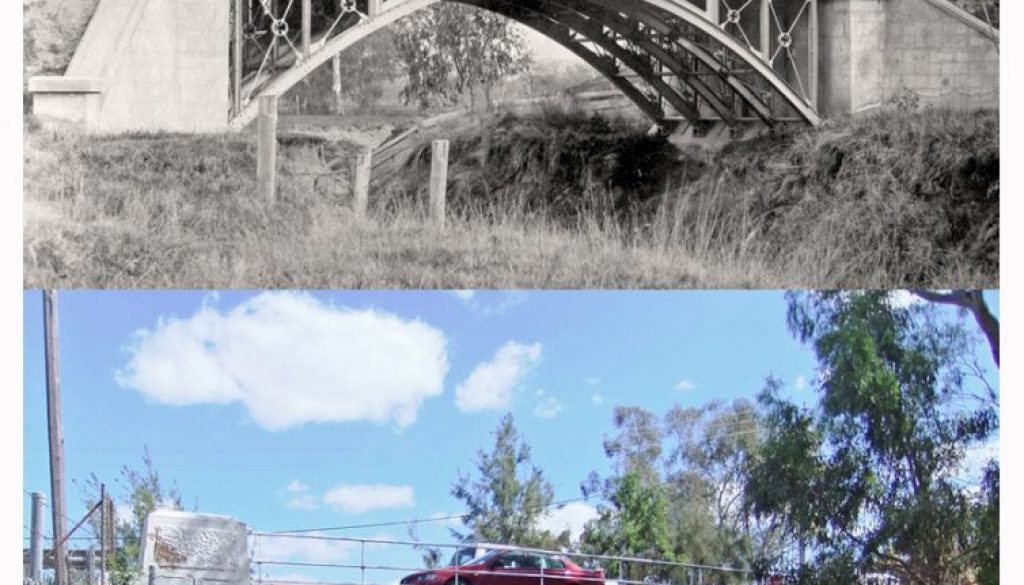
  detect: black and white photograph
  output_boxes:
[21,0,999,288]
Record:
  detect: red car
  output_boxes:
[401,550,605,585]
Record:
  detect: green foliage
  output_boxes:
[973,461,999,585]
[451,413,556,546]
[602,406,663,483]
[747,292,999,584]
[580,472,672,581]
[80,448,184,585]
[663,400,781,570]
[392,5,532,110]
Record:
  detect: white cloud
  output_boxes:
[452,292,527,316]
[886,290,948,309]
[116,292,449,431]
[283,479,318,509]
[534,396,564,418]
[455,342,542,412]
[794,375,807,391]
[285,494,320,511]
[591,394,604,405]
[258,532,358,563]
[960,439,999,481]
[537,502,598,541]
[675,379,696,391]
[323,483,415,514]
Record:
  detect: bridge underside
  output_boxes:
[28,0,998,135]
[230,0,823,132]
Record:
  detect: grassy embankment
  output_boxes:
[23,105,998,288]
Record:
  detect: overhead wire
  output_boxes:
[268,495,603,535]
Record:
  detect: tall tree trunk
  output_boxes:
[910,290,999,367]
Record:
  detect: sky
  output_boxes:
[21,290,999,583]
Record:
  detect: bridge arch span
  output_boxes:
[229,0,822,131]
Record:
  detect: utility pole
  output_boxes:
[44,290,69,585]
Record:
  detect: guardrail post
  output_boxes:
[29,492,45,583]
[429,139,449,229]
[86,547,95,585]
[257,95,279,204]
[351,146,372,218]
[148,565,156,585]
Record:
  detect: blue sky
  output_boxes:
[21,290,999,583]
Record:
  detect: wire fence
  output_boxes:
[249,534,763,585]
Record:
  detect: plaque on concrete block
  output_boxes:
[139,510,249,585]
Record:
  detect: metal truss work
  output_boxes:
[229,0,822,132]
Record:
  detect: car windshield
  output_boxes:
[466,549,502,565]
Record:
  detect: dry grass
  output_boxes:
[22,105,998,289]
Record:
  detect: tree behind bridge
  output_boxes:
[392,4,532,111]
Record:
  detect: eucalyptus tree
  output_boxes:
[745,292,999,585]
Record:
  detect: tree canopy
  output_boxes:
[746,292,999,585]
[451,413,558,547]
[391,4,532,110]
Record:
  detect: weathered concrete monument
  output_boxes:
[139,510,250,585]
[28,0,998,135]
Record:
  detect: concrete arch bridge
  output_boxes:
[29,0,998,137]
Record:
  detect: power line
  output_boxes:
[268,495,602,535]
[24,489,98,541]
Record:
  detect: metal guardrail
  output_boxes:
[250,534,759,585]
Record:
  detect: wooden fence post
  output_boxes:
[429,139,449,229]
[351,146,372,218]
[257,95,279,204]
[301,0,311,57]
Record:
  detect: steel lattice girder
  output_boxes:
[228,0,821,130]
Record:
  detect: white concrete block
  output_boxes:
[140,510,249,585]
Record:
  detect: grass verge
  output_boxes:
[23,105,997,288]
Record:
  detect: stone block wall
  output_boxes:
[881,0,999,109]
[818,0,998,116]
